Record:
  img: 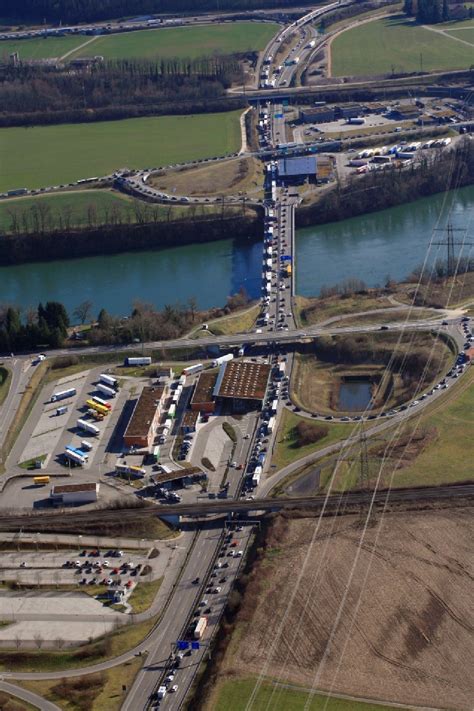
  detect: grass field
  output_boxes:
[72,23,279,61]
[272,410,353,471]
[0,189,214,233]
[210,678,403,711]
[445,27,474,43]
[0,111,242,193]
[0,35,85,59]
[23,656,143,711]
[128,577,162,614]
[0,22,278,62]
[150,156,264,198]
[331,15,474,76]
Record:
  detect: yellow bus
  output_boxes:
[33,475,50,486]
[86,399,109,416]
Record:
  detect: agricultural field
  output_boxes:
[211,510,473,710]
[0,22,278,62]
[209,678,403,711]
[0,111,243,193]
[72,23,279,61]
[330,15,474,76]
[0,190,217,233]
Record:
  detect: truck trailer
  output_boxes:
[211,353,234,368]
[51,388,76,403]
[125,357,151,366]
[194,616,208,639]
[77,419,100,435]
[96,383,116,399]
[99,373,118,389]
[183,363,204,376]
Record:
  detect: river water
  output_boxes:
[0,186,472,316]
[296,185,473,296]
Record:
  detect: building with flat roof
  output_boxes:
[300,106,335,123]
[190,372,217,413]
[50,482,99,505]
[153,465,207,487]
[213,361,271,411]
[277,156,317,185]
[181,410,199,434]
[123,385,165,449]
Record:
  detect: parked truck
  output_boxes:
[194,616,208,640]
[51,388,76,402]
[77,419,100,436]
[183,363,203,376]
[211,353,233,368]
[125,357,151,366]
[56,406,68,416]
[96,382,116,399]
[80,440,93,451]
[99,373,118,389]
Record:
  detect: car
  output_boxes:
[165,673,175,682]
[379,325,389,330]
[192,577,200,584]
[213,586,222,593]
[199,599,208,606]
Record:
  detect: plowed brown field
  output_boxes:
[222,509,473,710]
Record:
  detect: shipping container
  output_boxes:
[77,418,100,435]
[125,357,151,366]
[33,475,50,486]
[99,373,118,389]
[51,388,76,403]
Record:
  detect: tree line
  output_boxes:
[296,137,474,228]
[0,210,261,266]
[0,287,251,353]
[403,0,471,24]
[1,193,247,236]
[2,0,320,24]
[0,301,69,352]
[0,58,245,127]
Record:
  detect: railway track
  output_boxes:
[0,484,472,531]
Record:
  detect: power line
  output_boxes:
[433,224,472,277]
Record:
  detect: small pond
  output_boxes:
[338,380,373,412]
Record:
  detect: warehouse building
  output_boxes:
[300,106,335,123]
[277,155,318,185]
[213,361,271,412]
[50,482,99,506]
[123,385,165,449]
[336,103,364,119]
[190,372,218,413]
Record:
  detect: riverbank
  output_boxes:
[296,136,474,228]
[0,211,262,267]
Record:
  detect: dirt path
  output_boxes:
[60,34,99,61]
[239,107,251,154]
[421,23,474,47]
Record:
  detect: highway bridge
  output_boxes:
[1,484,472,532]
